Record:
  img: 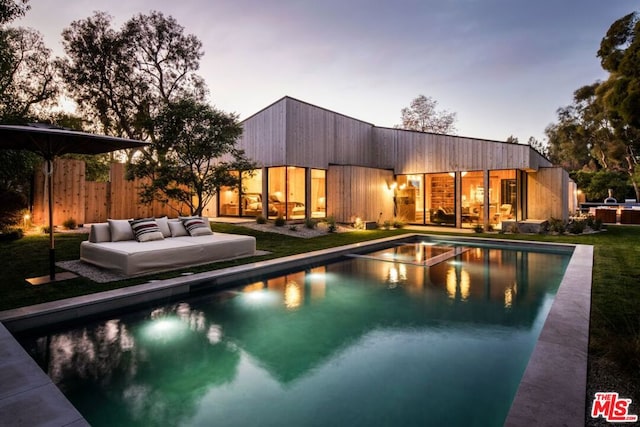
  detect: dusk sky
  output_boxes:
[14,1,636,143]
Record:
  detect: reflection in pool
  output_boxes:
[19,243,571,427]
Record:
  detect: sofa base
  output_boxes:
[80,233,256,276]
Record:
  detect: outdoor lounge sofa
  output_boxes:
[80,217,256,276]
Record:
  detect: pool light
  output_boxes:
[142,316,189,342]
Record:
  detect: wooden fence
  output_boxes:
[32,159,194,226]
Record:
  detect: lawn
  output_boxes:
[1,223,638,410]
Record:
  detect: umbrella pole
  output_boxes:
[48,159,55,280]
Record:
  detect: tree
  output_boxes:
[570,169,632,202]
[0,1,60,229]
[0,0,29,25]
[547,12,640,199]
[0,26,59,121]
[1,0,57,122]
[59,11,206,149]
[398,94,457,134]
[128,99,257,216]
[527,136,548,157]
[505,135,519,144]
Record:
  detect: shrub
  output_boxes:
[383,220,392,230]
[353,217,364,230]
[62,217,77,230]
[567,219,586,234]
[593,218,603,231]
[473,224,484,233]
[586,215,603,231]
[289,225,298,231]
[0,227,23,242]
[256,214,267,224]
[548,217,565,234]
[0,190,27,230]
[326,215,337,233]
[274,216,286,227]
[393,219,405,229]
[304,218,317,229]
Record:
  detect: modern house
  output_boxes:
[217,96,575,229]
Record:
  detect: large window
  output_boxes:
[425,173,455,226]
[461,171,483,227]
[395,175,424,223]
[240,169,263,217]
[311,169,326,218]
[460,169,518,229]
[490,169,517,229]
[268,166,306,220]
[395,173,454,226]
[219,171,240,216]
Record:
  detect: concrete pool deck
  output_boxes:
[0,234,592,426]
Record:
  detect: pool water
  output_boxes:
[19,242,571,427]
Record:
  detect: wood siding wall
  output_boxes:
[240,97,553,174]
[378,127,553,174]
[32,160,189,226]
[327,165,394,223]
[238,98,287,166]
[527,167,569,221]
[236,97,568,225]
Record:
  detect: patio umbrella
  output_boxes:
[0,123,150,284]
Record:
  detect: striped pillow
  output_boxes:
[129,218,165,242]
[181,216,213,236]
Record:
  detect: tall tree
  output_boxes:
[0,0,29,24]
[398,94,457,134]
[59,11,206,148]
[527,136,548,157]
[505,135,519,144]
[128,99,256,216]
[0,1,60,229]
[547,12,640,199]
[0,26,59,121]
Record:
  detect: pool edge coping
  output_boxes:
[0,234,591,427]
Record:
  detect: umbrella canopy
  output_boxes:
[0,123,149,159]
[0,123,151,284]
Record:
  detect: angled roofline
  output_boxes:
[240,96,288,123]
[241,95,552,163]
[241,95,376,126]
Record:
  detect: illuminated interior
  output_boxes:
[395,170,517,228]
[461,169,517,229]
[311,169,326,219]
[240,169,263,217]
[395,173,455,226]
[219,171,240,216]
[218,167,326,220]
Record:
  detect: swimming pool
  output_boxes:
[17,238,572,426]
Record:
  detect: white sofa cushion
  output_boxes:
[108,219,135,242]
[168,220,189,237]
[155,216,171,238]
[89,223,111,243]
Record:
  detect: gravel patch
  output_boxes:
[238,222,354,238]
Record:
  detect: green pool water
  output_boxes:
[19,242,571,427]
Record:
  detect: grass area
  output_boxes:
[1,223,639,404]
[0,224,410,311]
